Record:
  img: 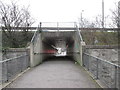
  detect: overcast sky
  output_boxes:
[2,0,120,26]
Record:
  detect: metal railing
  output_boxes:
[83,53,120,89]
[30,24,41,55]
[75,24,83,42]
[31,26,40,43]
[0,54,29,84]
[41,22,77,28]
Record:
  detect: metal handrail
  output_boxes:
[41,22,77,28]
[41,22,76,23]
[76,25,83,42]
[31,30,37,42]
[31,26,40,43]
[0,54,28,63]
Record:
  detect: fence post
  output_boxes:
[96,59,99,79]
[82,53,85,67]
[57,22,59,31]
[114,66,117,88]
[21,57,23,72]
[6,61,8,81]
[87,55,89,71]
[39,22,42,33]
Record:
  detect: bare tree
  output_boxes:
[79,15,111,45]
[79,15,105,28]
[110,2,120,28]
[0,1,34,47]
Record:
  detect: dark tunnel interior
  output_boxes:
[41,31,76,61]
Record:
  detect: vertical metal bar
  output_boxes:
[87,55,89,71]
[6,61,8,81]
[57,22,59,31]
[74,22,76,29]
[96,59,99,79]
[27,55,29,68]
[39,22,42,33]
[20,56,23,72]
[114,66,117,88]
[25,55,27,69]
[82,53,84,66]
[118,67,120,90]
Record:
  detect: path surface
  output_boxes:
[7,58,100,88]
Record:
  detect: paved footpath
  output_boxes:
[7,58,100,88]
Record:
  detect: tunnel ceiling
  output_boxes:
[42,31,75,46]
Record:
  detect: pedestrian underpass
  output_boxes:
[1,22,120,89]
[6,57,100,88]
[30,22,84,67]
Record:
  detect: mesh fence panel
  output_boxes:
[89,56,97,78]
[83,53,120,89]
[98,60,116,88]
[1,55,29,83]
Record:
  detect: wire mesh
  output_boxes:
[83,53,120,89]
[1,54,29,83]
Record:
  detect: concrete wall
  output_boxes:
[30,33,43,67]
[2,48,29,60]
[73,31,83,66]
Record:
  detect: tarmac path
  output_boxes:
[7,57,100,88]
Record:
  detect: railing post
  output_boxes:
[21,57,23,72]
[87,55,89,71]
[114,66,117,88]
[74,22,77,28]
[82,53,85,67]
[6,61,8,82]
[96,59,99,79]
[57,22,59,31]
[39,22,42,33]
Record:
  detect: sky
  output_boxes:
[1,0,120,26]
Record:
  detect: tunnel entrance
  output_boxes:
[41,30,75,62]
[42,31,75,57]
[30,22,84,67]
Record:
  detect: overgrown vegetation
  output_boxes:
[0,1,34,48]
[2,31,34,49]
[81,31,118,45]
[2,30,118,49]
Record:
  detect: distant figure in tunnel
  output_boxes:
[57,48,62,54]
